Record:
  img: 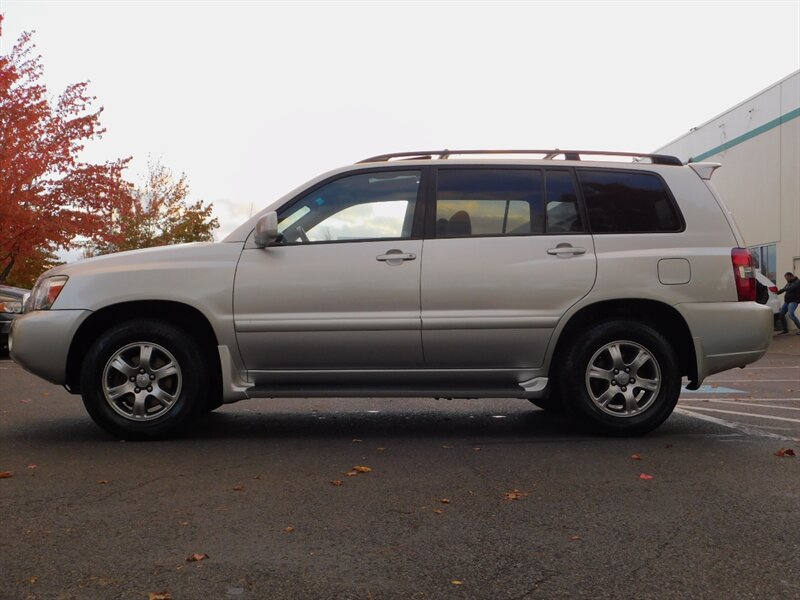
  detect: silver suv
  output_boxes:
[10,149,773,439]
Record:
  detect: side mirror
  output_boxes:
[254,211,279,248]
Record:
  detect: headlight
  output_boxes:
[30,276,69,311]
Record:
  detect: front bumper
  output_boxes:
[675,301,773,385]
[9,310,91,385]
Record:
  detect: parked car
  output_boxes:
[10,149,773,439]
[754,271,782,330]
[0,285,29,354]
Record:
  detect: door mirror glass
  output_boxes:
[254,211,279,248]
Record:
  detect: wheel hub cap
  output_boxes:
[585,340,661,417]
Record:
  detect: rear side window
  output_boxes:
[435,169,543,237]
[577,170,682,233]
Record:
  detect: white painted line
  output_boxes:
[681,397,800,402]
[674,408,797,441]
[679,406,800,424]
[740,366,800,370]
[704,379,800,383]
[680,399,800,411]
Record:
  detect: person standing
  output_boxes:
[776,272,800,335]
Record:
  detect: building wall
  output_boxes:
[656,70,799,283]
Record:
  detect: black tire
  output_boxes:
[80,319,209,440]
[558,320,681,436]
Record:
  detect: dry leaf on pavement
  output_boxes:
[329,480,343,486]
[232,485,245,491]
[0,472,13,479]
[503,490,528,501]
[639,473,654,480]
[149,592,172,600]
[352,466,372,473]
[631,454,642,460]
[186,553,209,562]
[284,526,295,534]
[775,448,796,457]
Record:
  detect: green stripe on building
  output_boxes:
[689,107,800,163]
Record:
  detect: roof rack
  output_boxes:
[357,149,683,166]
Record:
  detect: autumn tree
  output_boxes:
[0,15,132,287]
[83,159,219,256]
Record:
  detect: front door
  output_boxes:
[234,169,424,376]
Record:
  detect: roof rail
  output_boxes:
[357,149,683,166]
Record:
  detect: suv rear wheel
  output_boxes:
[559,320,680,435]
[80,319,208,440]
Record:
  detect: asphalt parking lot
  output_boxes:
[1,334,798,600]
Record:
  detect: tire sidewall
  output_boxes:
[560,320,681,435]
[81,319,207,440]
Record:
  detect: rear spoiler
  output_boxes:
[689,162,722,180]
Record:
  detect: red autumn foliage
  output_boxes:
[0,15,132,286]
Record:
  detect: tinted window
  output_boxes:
[545,170,584,233]
[436,170,543,237]
[578,170,681,233]
[277,171,420,243]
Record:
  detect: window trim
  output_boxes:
[575,167,686,235]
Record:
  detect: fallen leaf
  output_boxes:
[98,479,109,484]
[376,448,386,452]
[440,498,451,504]
[775,448,796,457]
[179,521,189,526]
[473,447,481,451]
[639,473,654,480]
[569,535,582,541]
[28,576,37,584]
[451,580,463,585]
[468,490,476,496]
[329,480,344,486]
[352,466,372,473]
[345,471,359,477]
[284,526,295,534]
[0,472,13,479]
[148,592,172,600]
[352,439,362,443]
[631,454,642,461]
[186,553,209,562]
[19,399,31,404]
[441,445,453,449]
[232,485,245,491]
[503,490,528,501]
[432,509,444,515]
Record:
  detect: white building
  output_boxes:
[656,70,799,284]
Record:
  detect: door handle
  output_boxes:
[547,244,586,256]
[376,250,416,263]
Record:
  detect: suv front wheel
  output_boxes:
[80,319,209,440]
[559,320,681,435]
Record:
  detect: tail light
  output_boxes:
[768,286,778,294]
[731,248,756,301]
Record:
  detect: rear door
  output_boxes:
[421,167,596,369]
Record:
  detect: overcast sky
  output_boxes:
[2,1,799,239]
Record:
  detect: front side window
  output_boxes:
[277,171,420,244]
[577,170,682,233]
[435,169,544,237]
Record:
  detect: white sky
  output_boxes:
[2,0,799,240]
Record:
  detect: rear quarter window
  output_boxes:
[577,169,683,233]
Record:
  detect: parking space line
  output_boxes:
[679,406,800,424]
[681,397,800,402]
[681,399,800,411]
[674,408,797,441]
[704,379,800,383]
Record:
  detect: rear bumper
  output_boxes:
[9,310,91,385]
[675,301,773,385]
